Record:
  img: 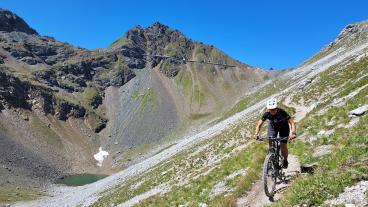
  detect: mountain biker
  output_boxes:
[253,98,296,168]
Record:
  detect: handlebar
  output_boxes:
[256,136,288,141]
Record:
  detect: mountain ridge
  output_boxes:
[0,8,274,203]
[9,16,368,206]
[3,8,366,207]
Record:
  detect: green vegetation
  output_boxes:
[271,57,368,206]
[0,186,42,204]
[189,113,212,120]
[153,143,177,156]
[30,114,62,146]
[160,60,178,77]
[115,144,153,168]
[193,43,236,67]
[97,57,128,82]
[91,112,263,207]
[86,112,107,133]
[135,143,266,207]
[208,145,265,207]
[109,35,132,48]
[82,87,101,108]
[138,88,157,117]
[90,53,368,206]
[180,72,192,96]
[216,79,290,123]
[193,44,209,61]
[292,56,368,104]
[54,91,80,106]
[274,110,367,206]
[115,57,127,71]
[193,85,206,106]
[165,42,181,56]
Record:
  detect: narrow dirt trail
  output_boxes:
[282,96,312,122]
[236,155,300,207]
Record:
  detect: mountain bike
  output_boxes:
[257,135,288,199]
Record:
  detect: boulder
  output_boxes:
[0,55,4,64]
[349,105,368,117]
[20,56,39,65]
[10,49,32,58]
[55,101,85,121]
[300,163,318,174]
[312,145,334,158]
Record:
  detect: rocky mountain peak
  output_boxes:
[145,22,171,34]
[337,20,368,41]
[144,22,187,42]
[0,8,38,35]
[111,22,190,50]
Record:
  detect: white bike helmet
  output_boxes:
[266,98,278,109]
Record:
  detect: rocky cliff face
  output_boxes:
[0,8,38,35]
[0,8,271,139]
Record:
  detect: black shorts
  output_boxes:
[268,123,289,143]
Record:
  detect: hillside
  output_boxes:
[0,8,278,203]
[8,17,368,207]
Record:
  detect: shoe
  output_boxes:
[282,160,288,169]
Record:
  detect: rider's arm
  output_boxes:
[288,118,297,138]
[253,119,264,139]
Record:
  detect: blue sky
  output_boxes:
[1,0,367,69]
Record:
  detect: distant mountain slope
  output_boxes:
[0,8,277,202]
[27,19,368,206]
[9,18,368,207]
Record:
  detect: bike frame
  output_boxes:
[259,136,288,198]
[268,137,287,172]
[257,136,288,180]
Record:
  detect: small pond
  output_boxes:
[57,174,107,186]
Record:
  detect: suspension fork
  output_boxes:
[275,141,281,169]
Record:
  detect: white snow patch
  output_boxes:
[94,147,109,167]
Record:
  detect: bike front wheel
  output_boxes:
[263,153,277,198]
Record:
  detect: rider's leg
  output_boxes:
[280,143,288,161]
[279,129,289,162]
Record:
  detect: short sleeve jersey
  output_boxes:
[261,108,290,130]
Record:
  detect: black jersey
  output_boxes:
[262,108,291,134]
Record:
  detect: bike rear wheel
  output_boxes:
[263,153,277,198]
